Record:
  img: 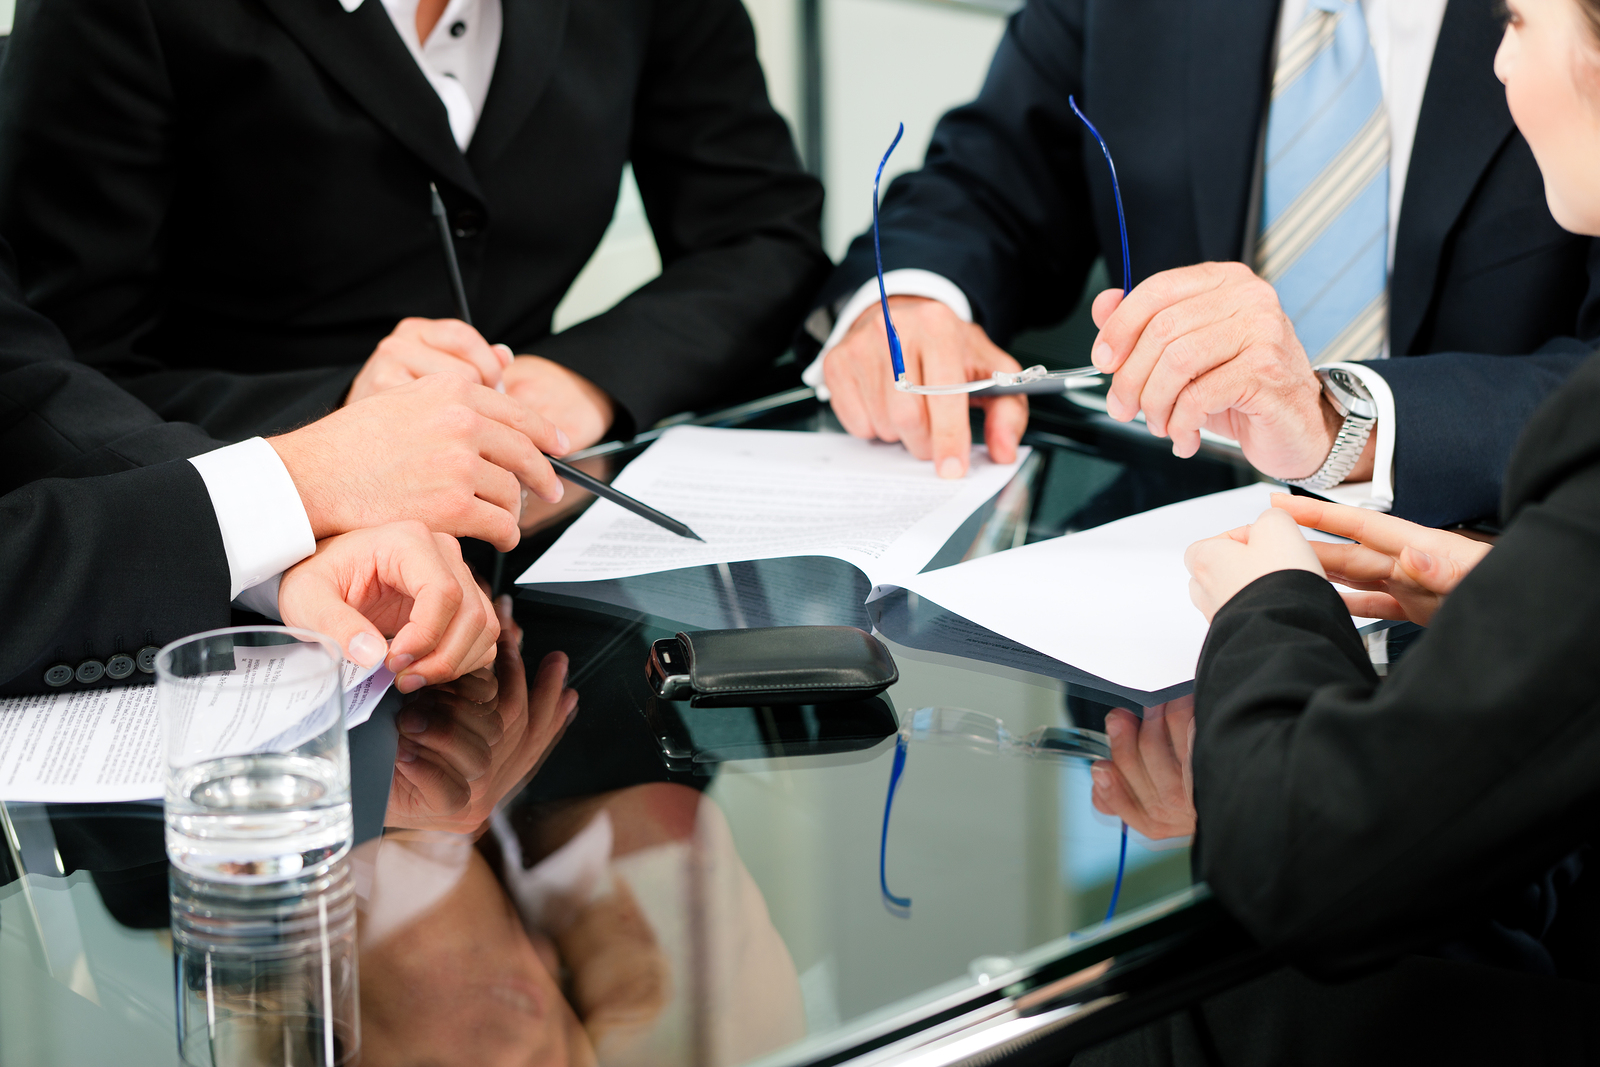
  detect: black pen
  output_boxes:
[427,183,706,542]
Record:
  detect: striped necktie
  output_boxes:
[1256,0,1389,365]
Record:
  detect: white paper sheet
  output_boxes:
[897,484,1383,695]
[517,426,1029,587]
[0,656,394,804]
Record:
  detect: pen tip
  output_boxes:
[686,530,707,543]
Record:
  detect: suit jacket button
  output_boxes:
[452,209,483,238]
[44,664,74,687]
[137,646,161,674]
[106,653,137,680]
[76,659,105,684]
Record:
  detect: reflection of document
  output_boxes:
[898,484,1384,694]
[0,658,393,804]
[517,427,1028,587]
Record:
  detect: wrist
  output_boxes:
[267,430,337,540]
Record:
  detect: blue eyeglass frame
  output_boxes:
[870,97,1132,387]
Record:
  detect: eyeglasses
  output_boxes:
[871,98,1131,396]
[879,707,1122,917]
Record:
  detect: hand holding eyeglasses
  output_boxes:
[1089,262,1370,483]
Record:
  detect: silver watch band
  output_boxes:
[1285,414,1374,490]
[1285,369,1378,491]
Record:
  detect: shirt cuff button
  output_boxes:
[106,654,137,681]
[44,664,73,687]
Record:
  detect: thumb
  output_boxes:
[284,579,389,669]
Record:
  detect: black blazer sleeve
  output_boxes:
[0,245,233,693]
[1191,352,1600,975]
[0,461,232,696]
[533,0,830,428]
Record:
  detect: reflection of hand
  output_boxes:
[347,317,514,404]
[502,355,616,452]
[1272,493,1491,625]
[1185,506,1326,621]
[386,597,578,836]
[1091,697,1195,840]
[278,521,498,693]
[1090,264,1371,483]
[268,374,568,550]
[822,297,1028,478]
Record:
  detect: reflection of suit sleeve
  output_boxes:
[534,0,830,430]
[806,0,1098,353]
[1191,353,1600,976]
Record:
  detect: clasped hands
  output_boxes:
[823,263,1371,485]
[261,315,618,691]
[1092,495,1491,839]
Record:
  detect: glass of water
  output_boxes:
[158,626,353,883]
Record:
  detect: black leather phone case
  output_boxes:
[655,626,898,708]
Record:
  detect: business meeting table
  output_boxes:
[1,385,1278,1067]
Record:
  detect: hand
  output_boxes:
[1272,493,1491,625]
[1184,505,1326,621]
[1090,697,1196,840]
[268,373,568,550]
[1090,263,1374,483]
[502,354,616,452]
[386,597,579,836]
[278,521,499,693]
[822,296,1028,477]
[346,317,514,405]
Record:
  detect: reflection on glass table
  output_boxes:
[1,391,1265,1067]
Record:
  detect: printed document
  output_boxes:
[517,426,1029,587]
[0,656,393,803]
[898,484,1383,694]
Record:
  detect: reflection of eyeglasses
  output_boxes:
[879,707,1127,920]
[870,97,1131,396]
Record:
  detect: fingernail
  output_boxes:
[387,652,415,674]
[399,708,428,735]
[1091,340,1113,371]
[554,428,571,453]
[565,692,579,724]
[1410,549,1434,571]
[396,739,418,763]
[494,343,515,367]
[497,595,513,622]
[1105,716,1124,738]
[1091,765,1109,787]
[348,632,386,669]
[937,456,965,479]
[396,674,426,694]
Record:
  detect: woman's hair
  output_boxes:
[1581,0,1600,42]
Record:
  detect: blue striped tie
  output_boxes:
[1256,0,1389,365]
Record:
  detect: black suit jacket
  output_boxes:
[0,0,828,436]
[0,247,235,695]
[1191,349,1600,978]
[812,0,1600,528]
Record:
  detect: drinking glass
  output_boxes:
[158,626,353,883]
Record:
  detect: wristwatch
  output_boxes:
[1284,368,1378,491]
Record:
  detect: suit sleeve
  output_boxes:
[531,0,830,430]
[1370,340,1593,528]
[1192,438,1600,974]
[801,0,1099,355]
[0,460,232,695]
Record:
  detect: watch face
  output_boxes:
[1322,369,1377,420]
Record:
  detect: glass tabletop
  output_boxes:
[1,391,1263,1067]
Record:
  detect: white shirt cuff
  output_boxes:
[801,269,975,401]
[188,437,317,599]
[1314,362,1397,512]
